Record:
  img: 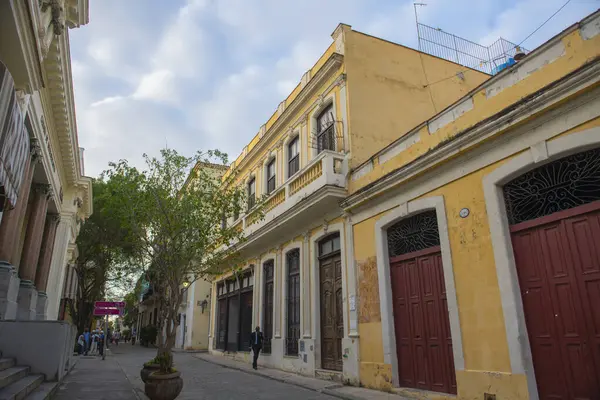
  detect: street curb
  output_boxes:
[192,354,364,400]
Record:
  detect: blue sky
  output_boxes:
[69,0,599,177]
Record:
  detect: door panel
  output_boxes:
[390,247,456,394]
[512,207,600,400]
[320,253,343,371]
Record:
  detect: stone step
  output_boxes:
[0,360,15,373]
[0,374,43,400]
[314,368,343,383]
[0,368,29,390]
[23,382,57,400]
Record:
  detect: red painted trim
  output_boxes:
[510,200,600,233]
[389,245,442,263]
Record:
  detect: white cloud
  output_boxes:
[133,70,177,103]
[69,0,599,178]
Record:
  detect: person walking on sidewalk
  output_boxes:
[89,330,98,355]
[250,326,264,370]
[83,328,91,355]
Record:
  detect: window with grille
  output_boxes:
[503,147,600,225]
[288,137,300,177]
[266,159,276,194]
[286,249,300,355]
[262,260,274,354]
[317,105,335,153]
[387,210,440,258]
[247,178,256,209]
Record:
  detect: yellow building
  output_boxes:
[342,10,600,400]
[208,23,488,383]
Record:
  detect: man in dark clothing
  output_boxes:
[250,326,264,370]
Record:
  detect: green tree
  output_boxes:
[69,180,138,334]
[102,149,252,372]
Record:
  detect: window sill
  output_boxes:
[283,355,300,359]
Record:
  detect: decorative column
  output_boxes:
[302,232,312,338]
[34,213,60,320]
[45,216,71,320]
[0,141,41,266]
[16,183,51,320]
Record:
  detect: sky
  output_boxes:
[69,0,599,178]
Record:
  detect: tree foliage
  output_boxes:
[70,180,138,334]
[102,148,252,371]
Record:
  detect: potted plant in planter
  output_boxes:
[102,149,256,400]
[140,356,161,383]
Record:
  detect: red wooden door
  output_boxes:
[390,246,457,394]
[511,202,600,400]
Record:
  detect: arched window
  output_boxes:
[247,177,256,209]
[288,136,300,177]
[266,159,276,194]
[387,210,440,257]
[503,147,600,225]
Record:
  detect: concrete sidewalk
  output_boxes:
[53,350,142,400]
[193,353,411,400]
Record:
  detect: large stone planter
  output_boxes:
[140,363,161,383]
[145,370,184,400]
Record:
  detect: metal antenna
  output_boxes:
[414,3,427,51]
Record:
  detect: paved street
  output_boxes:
[55,344,338,400]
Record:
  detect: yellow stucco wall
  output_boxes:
[188,279,212,350]
[351,111,600,399]
[344,31,489,169]
[349,24,600,194]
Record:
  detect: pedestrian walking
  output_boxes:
[249,326,264,370]
[114,331,120,346]
[77,334,85,355]
[98,330,105,357]
[83,328,91,355]
[89,330,98,355]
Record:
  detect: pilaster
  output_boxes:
[301,231,311,338]
[0,263,20,319]
[34,213,60,291]
[45,216,71,319]
[36,291,48,320]
[0,142,40,264]
[16,280,38,320]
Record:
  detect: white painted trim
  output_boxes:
[343,214,358,337]
[374,196,464,388]
[338,83,349,153]
[348,87,600,225]
[309,222,350,370]
[483,127,600,400]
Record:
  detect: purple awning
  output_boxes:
[0,61,29,209]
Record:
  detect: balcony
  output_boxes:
[234,151,347,253]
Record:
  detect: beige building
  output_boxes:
[0,0,92,392]
[207,23,488,384]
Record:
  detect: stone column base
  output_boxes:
[16,281,38,320]
[36,291,48,320]
[0,262,20,320]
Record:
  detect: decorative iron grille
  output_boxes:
[504,148,600,225]
[387,210,440,257]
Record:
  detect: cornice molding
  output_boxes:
[44,31,79,186]
[233,53,344,175]
[342,58,600,210]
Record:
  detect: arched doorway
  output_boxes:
[319,233,343,371]
[387,210,456,394]
[504,147,600,400]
